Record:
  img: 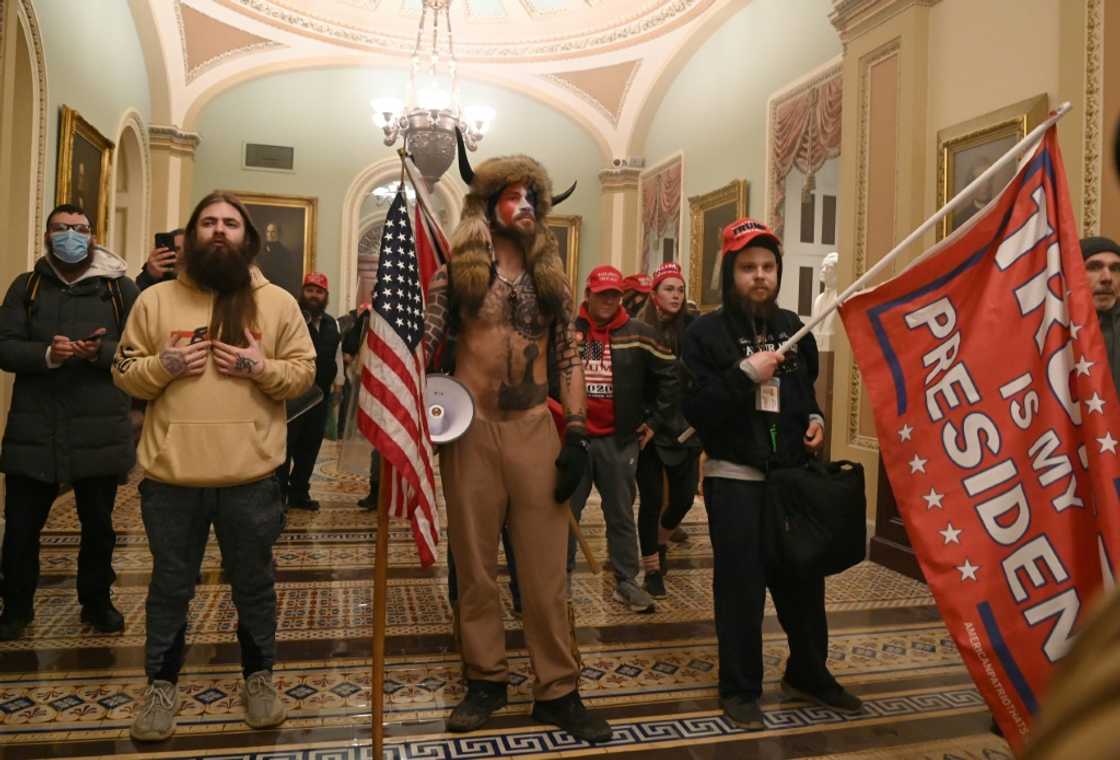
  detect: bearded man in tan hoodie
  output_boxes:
[112,191,315,742]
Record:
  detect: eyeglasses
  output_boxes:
[48,223,92,235]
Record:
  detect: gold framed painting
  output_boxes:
[936,94,1049,239]
[227,191,318,298]
[546,214,582,293]
[689,179,749,312]
[55,105,115,240]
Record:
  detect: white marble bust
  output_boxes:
[811,251,840,351]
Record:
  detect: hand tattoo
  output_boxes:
[160,349,187,377]
[234,355,258,374]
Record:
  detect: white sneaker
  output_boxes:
[130,680,179,742]
[613,579,656,613]
[243,670,287,729]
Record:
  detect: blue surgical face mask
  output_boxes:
[49,229,91,264]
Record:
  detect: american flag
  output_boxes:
[356,189,439,566]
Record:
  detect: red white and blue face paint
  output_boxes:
[495,183,536,231]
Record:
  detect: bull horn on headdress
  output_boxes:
[455,127,475,185]
[552,181,577,207]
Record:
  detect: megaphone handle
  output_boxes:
[568,511,600,575]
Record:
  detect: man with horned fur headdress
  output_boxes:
[423,135,610,743]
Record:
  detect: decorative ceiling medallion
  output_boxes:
[214,0,714,61]
[177,1,283,83]
[547,60,640,126]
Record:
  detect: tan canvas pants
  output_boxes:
[440,406,579,701]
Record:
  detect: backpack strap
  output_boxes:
[23,271,41,323]
[104,277,124,332]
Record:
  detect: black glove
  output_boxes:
[554,431,590,502]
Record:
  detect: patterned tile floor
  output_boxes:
[0,441,1011,759]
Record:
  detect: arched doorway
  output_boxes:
[110,113,151,272]
[2,5,43,271]
[338,157,466,310]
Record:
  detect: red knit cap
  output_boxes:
[651,262,684,291]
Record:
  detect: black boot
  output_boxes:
[81,601,125,633]
[532,690,612,744]
[446,680,508,732]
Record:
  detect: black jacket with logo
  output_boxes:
[681,306,821,472]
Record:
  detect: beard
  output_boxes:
[185,238,252,294]
[732,289,778,329]
[300,295,327,316]
[491,217,537,252]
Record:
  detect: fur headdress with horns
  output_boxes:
[449,129,576,320]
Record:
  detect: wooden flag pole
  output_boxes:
[371,456,391,757]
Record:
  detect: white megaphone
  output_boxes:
[424,374,475,444]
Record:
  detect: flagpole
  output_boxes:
[776,100,1072,355]
[371,456,391,757]
[401,151,451,246]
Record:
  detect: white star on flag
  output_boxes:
[1086,393,1106,414]
[1070,322,1083,339]
[956,559,980,581]
[1074,355,1095,376]
[898,424,913,442]
[1097,432,1118,454]
[939,523,962,544]
[923,489,944,509]
[909,454,928,474]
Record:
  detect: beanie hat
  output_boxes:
[651,262,684,291]
[1081,236,1120,261]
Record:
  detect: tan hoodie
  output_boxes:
[112,268,315,486]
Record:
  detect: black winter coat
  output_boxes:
[681,307,821,472]
[306,312,340,395]
[0,253,140,483]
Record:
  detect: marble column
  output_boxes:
[148,124,200,232]
[598,165,642,274]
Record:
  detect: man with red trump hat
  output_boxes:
[680,217,860,730]
[622,272,653,317]
[567,264,677,613]
[277,271,339,510]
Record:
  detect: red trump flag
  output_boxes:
[839,128,1120,749]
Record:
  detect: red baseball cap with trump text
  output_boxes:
[586,265,625,293]
[720,217,782,258]
[303,272,329,291]
[622,273,653,294]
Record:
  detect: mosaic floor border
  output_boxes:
[29,686,989,759]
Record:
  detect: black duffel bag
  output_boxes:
[764,459,867,577]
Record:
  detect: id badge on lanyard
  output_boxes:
[756,377,780,413]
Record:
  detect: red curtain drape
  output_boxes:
[641,160,682,271]
[769,74,842,238]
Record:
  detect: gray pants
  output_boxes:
[139,477,284,681]
[567,436,640,584]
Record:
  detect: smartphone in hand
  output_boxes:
[154,232,176,251]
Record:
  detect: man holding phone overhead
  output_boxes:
[137,228,184,290]
[0,203,140,641]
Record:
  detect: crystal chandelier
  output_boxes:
[371,0,494,187]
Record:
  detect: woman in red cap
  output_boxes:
[635,262,701,597]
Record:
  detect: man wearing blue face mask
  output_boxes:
[0,204,140,641]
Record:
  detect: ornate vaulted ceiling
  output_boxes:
[136,0,743,157]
